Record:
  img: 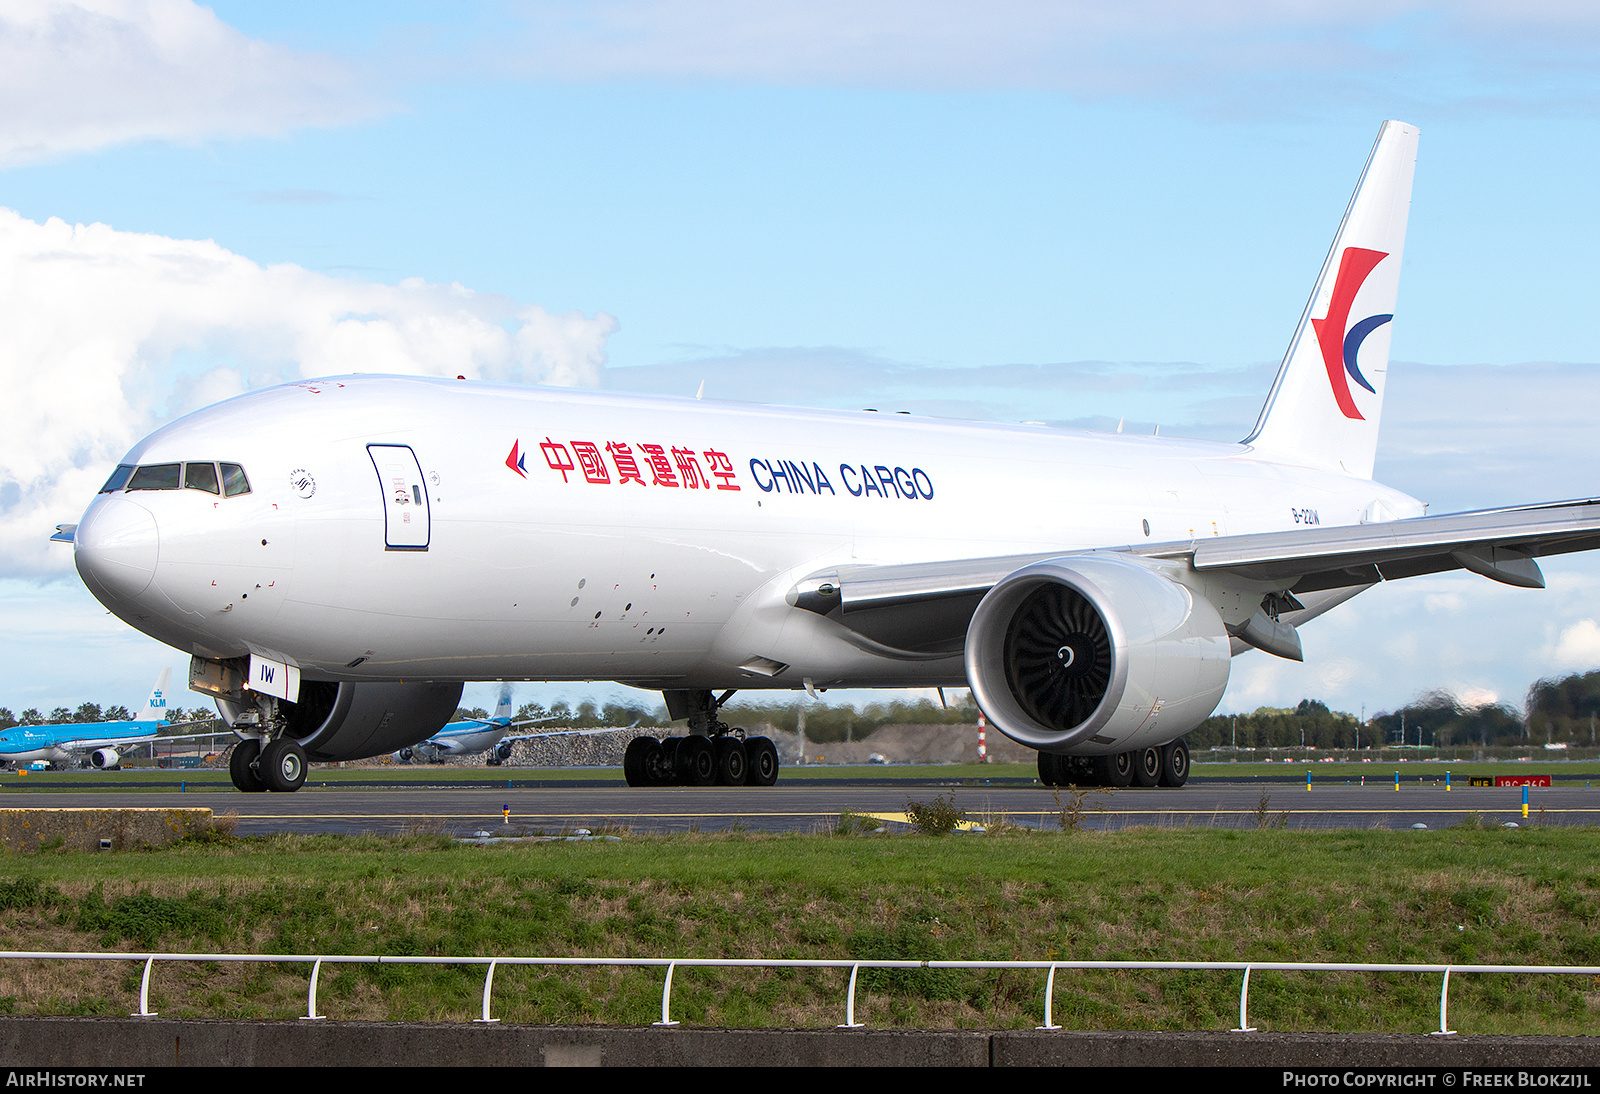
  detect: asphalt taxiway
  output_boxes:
[0,780,1591,836]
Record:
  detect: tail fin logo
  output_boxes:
[1311,246,1392,420]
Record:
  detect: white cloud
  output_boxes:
[1315,657,1360,694]
[485,1,1600,109]
[0,0,379,166]
[0,207,618,575]
[1550,619,1600,669]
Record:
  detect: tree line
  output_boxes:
[0,704,217,732]
[455,693,984,744]
[26,667,1600,749]
[1193,668,1600,750]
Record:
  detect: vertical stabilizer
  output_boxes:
[140,668,173,721]
[492,684,514,722]
[1243,121,1419,479]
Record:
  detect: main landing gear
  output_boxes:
[623,688,781,788]
[226,696,308,793]
[1037,738,1189,789]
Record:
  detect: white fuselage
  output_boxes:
[72,375,1424,693]
[416,722,509,759]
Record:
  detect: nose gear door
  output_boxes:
[367,444,430,551]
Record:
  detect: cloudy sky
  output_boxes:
[4,0,1600,720]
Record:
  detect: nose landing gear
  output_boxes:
[225,696,309,793]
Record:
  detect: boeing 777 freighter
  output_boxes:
[57,121,1600,793]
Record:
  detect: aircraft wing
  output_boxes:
[1182,497,1600,591]
[787,497,1600,655]
[148,727,241,746]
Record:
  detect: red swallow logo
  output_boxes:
[1311,247,1392,421]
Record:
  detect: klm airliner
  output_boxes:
[0,669,218,769]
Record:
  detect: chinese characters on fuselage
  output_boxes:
[517,438,935,501]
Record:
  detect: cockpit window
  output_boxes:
[98,465,135,493]
[126,464,182,491]
[103,461,250,496]
[220,463,251,497]
[184,462,220,495]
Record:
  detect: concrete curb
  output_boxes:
[1,1018,1597,1066]
[0,808,212,852]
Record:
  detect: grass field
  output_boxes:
[0,824,1596,1033]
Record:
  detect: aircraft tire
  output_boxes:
[1158,739,1190,788]
[623,736,653,786]
[229,739,266,793]
[745,736,779,786]
[260,738,308,793]
[644,738,677,786]
[1093,751,1134,788]
[676,735,717,786]
[713,737,748,786]
[1132,747,1161,788]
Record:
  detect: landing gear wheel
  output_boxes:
[745,736,779,786]
[1158,738,1190,788]
[623,736,654,787]
[676,735,717,786]
[1133,747,1161,788]
[259,738,307,793]
[714,737,748,786]
[229,739,266,793]
[1093,751,1134,788]
[644,738,678,786]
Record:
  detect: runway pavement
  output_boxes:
[1,780,1592,836]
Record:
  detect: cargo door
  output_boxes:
[368,444,431,550]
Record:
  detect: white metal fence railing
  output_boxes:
[1,951,1596,1034]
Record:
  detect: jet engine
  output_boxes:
[220,681,463,762]
[964,555,1230,755]
[89,748,120,769]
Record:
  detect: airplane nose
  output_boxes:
[75,497,159,601]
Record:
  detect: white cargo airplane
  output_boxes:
[59,121,1600,793]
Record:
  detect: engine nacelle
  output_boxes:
[89,748,120,769]
[220,681,463,762]
[964,554,1230,755]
